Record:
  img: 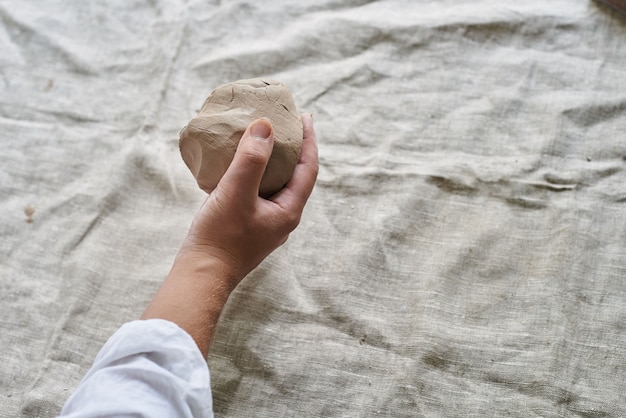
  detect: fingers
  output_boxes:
[273,113,319,211]
[218,118,274,201]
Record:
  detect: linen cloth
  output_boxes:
[59,319,213,418]
[1,0,625,417]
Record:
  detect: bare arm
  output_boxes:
[141,114,319,357]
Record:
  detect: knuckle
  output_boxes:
[284,211,301,230]
[241,149,268,167]
[311,162,320,178]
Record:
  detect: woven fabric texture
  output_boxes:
[1,1,625,416]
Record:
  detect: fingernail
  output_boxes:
[250,118,272,142]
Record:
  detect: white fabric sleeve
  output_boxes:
[58,319,214,418]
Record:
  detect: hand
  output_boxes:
[179,114,319,289]
[142,114,318,356]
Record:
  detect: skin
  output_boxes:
[142,114,319,357]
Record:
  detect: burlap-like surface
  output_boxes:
[1,1,625,416]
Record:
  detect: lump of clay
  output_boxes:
[179,78,303,197]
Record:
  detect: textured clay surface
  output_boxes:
[179,78,303,196]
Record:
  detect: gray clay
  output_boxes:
[179,78,303,196]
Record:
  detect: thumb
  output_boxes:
[218,117,274,200]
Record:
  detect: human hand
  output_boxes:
[142,114,316,355]
[178,114,319,289]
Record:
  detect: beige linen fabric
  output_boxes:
[1,1,625,416]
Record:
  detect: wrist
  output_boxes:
[172,246,243,294]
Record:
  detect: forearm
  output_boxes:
[141,251,239,357]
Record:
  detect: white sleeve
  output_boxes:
[58,319,214,418]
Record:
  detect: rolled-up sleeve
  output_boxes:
[59,319,213,418]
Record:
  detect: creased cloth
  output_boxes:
[58,319,213,418]
[1,0,625,417]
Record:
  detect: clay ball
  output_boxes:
[179,78,303,197]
